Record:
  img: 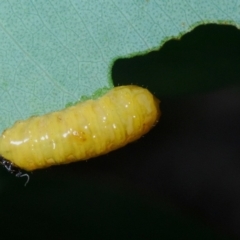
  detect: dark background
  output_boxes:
[0,24,240,239]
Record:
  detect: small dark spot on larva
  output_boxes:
[57,115,62,121]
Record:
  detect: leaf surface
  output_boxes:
[0,0,239,132]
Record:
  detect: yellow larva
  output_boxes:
[0,85,160,172]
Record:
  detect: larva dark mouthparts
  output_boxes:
[0,85,161,172]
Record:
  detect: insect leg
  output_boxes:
[0,156,30,186]
[0,159,12,171]
[15,172,30,186]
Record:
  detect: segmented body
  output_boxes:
[0,85,160,171]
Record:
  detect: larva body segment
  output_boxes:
[0,85,160,171]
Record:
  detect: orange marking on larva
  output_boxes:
[72,130,87,141]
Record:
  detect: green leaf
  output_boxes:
[0,0,239,132]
